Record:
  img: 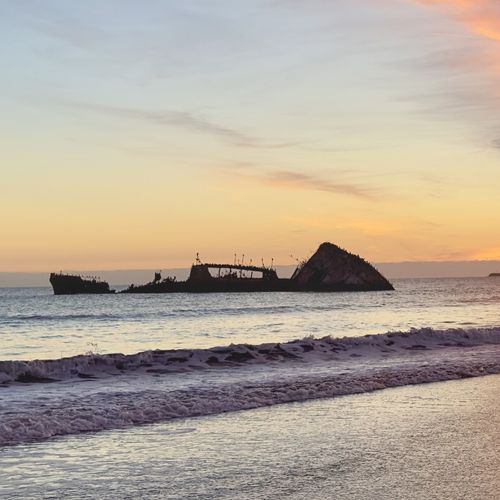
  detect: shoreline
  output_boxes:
[1,326,500,446]
[2,374,499,498]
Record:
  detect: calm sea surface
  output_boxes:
[1,277,500,361]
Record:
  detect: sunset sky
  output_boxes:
[1,0,499,271]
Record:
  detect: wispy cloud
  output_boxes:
[406,1,500,88]
[55,100,297,149]
[414,1,500,41]
[230,167,378,200]
[432,245,500,261]
[396,1,500,147]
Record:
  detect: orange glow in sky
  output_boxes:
[415,0,500,41]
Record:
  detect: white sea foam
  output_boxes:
[1,326,499,384]
[0,327,499,446]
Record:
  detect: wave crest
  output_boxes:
[1,326,500,446]
[1,326,500,385]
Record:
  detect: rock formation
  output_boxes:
[291,242,394,291]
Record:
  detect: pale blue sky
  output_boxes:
[1,0,499,270]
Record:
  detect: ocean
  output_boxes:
[1,277,500,497]
[2,277,500,361]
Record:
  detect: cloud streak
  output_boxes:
[396,1,500,148]
[232,168,377,200]
[56,101,296,149]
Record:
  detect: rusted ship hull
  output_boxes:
[50,273,114,295]
[120,279,292,294]
[120,279,392,294]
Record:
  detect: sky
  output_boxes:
[1,0,499,272]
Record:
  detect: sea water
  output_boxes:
[0,277,500,474]
[1,277,500,361]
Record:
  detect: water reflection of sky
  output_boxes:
[1,277,500,360]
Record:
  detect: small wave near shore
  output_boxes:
[1,327,500,446]
[1,326,500,385]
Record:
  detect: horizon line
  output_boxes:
[2,258,500,274]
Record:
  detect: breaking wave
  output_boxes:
[1,326,500,446]
[1,326,499,384]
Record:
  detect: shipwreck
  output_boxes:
[50,243,394,295]
[49,273,115,295]
[121,242,394,294]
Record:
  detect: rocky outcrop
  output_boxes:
[291,242,394,291]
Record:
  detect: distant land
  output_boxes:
[2,261,500,287]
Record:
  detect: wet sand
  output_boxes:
[1,374,499,499]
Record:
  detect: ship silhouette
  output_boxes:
[49,243,393,295]
[49,273,114,295]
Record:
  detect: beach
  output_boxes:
[1,374,499,499]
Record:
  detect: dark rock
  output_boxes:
[292,242,394,291]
